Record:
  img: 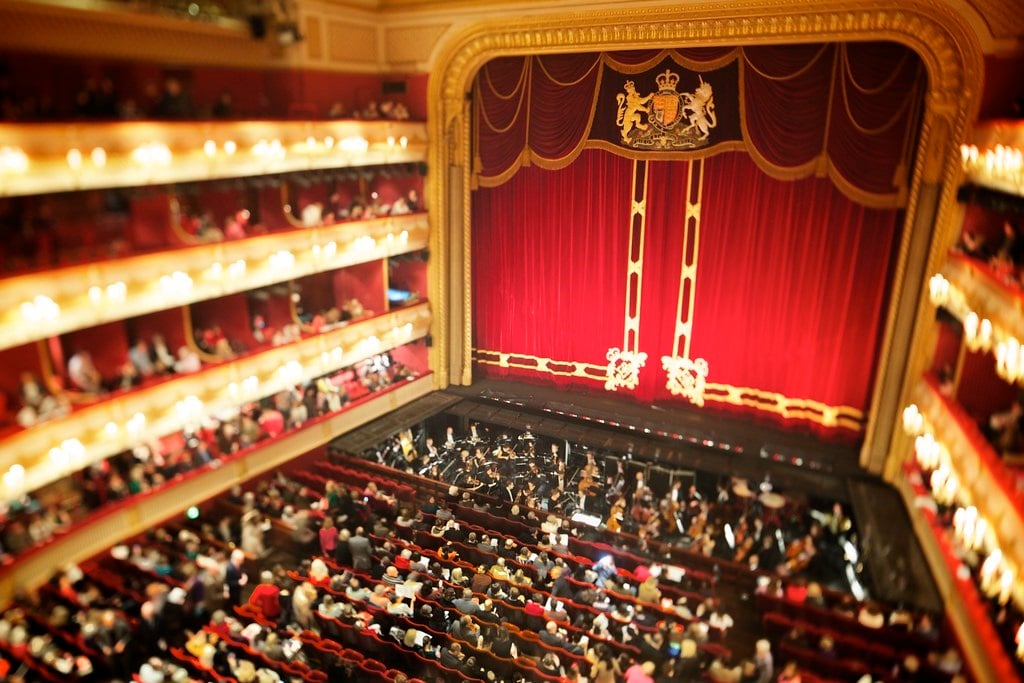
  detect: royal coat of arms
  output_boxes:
[615,69,718,150]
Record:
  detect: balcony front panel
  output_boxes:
[942,253,1024,345]
[0,120,426,197]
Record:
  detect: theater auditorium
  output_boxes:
[0,0,1022,681]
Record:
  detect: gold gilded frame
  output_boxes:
[426,0,983,472]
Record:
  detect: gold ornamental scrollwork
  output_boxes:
[605,347,648,392]
[662,355,709,405]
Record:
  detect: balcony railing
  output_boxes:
[0,119,426,197]
[960,119,1024,198]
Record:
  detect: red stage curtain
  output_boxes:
[472,149,633,386]
[472,150,901,433]
[688,152,899,412]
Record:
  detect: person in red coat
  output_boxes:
[248,571,282,622]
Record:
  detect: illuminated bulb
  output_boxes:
[49,446,68,468]
[340,136,369,153]
[902,404,923,436]
[980,318,993,346]
[88,286,103,305]
[928,274,949,306]
[91,147,107,168]
[3,464,25,492]
[324,136,334,149]
[106,281,126,303]
[104,421,119,438]
[20,295,60,322]
[126,412,147,436]
[207,262,223,279]
[964,312,980,348]
[399,230,408,242]
[399,136,408,148]
[242,375,259,395]
[61,439,85,464]
[66,148,83,170]
[0,146,29,173]
[160,271,194,295]
[387,136,396,147]
[269,250,295,270]
[132,142,172,166]
[324,241,337,258]
[204,139,217,157]
[224,140,237,155]
[306,136,316,149]
[228,259,247,279]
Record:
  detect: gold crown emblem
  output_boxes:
[655,69,680,91]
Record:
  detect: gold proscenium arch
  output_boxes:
[426,0,983,474]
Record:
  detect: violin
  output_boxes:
[785,536,815,573]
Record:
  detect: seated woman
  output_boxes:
[67,350,103,394]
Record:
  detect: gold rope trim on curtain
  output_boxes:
[535,53,602,87]
[482,59,530,100]
[603,48,743,75]
[838,48,917,136]
[842,44,912,95]
[477,60,532,134]
[477,57,606,187]
[741,43,831,81]
[736,54,824,181]
[472,349,865,431]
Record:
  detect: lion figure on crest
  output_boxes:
[616,80,652,142]
[681,77,717,140]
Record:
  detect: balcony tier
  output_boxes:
[912,378,1024,587]
[0,302,431,498]
[0,374,435,596]
[941,253,1024,345]
[961,119,1024,199]
[0,212,428,351]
